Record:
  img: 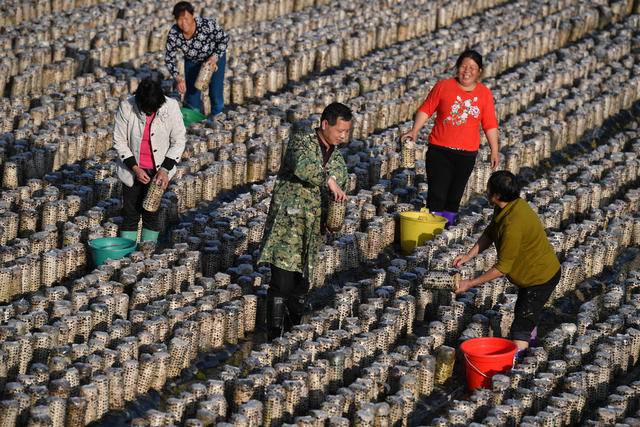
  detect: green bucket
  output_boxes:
[88,237,137,267]
[180,107,206,127]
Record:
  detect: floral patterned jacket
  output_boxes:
[165,17,229,78]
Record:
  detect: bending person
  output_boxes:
[453,171,561,358]
[401,49,499,226]
[165,1,229,118]
[113,77,186,243]
[259,103,351,338]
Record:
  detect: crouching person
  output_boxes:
[453,171,561,359]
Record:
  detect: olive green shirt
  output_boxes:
[483,198,560,287]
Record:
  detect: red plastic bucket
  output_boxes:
[459,337,518,391]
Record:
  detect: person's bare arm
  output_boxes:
[456,267,504,294]
[401,110,429,142]
[486,127,499,170]
[453,234,492,267]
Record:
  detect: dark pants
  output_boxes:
[121,169,160,232]
[184,53,226,116]
[510,268,561,342]
[425,144,476,212]
[268,264,309,319]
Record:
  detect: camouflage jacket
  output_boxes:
[258,130,347,279]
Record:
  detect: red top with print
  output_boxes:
[418,78,498,152]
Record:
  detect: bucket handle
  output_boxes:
[463,353,490,378]
[464,353,516,379]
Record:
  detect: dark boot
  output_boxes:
[284,295,307,332]
[267,296,286,339]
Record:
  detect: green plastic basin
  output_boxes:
[88,237,137,267]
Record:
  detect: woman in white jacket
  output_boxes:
[113,78,186,243]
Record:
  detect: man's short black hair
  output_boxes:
[488,170,520,202]
[135,77,166,114]
[173,1,194,19]
[320,102,352,126]
[455,49,483,70]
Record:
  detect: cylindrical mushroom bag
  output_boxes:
[194,64,215,91]
[142,182,164,213]
[326,199,347,233]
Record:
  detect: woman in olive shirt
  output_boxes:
[453,171,561,353]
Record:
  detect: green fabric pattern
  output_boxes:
[259,130,347,280]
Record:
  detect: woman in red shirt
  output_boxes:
[402,50,499,226]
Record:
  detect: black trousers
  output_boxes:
[268,264,309,317]
[510,268,561,342]
[121,169,161,232]
[425,144,476,212]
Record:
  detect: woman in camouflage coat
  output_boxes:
[259,102,352,337]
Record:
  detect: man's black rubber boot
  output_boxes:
[284,295,308,332]
[267,296,285,340]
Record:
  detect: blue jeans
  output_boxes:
[184,52,226,116]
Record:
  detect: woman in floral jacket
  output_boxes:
[402,50,499,226]
[259,103,351,338]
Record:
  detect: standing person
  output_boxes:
[165,1,229,118]
[453,171,561,358]
[401,49,500,226]
[259,102,352,338]
[113,77,186,243]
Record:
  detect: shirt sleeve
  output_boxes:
[206,18,229,58]
[481,87,498,132]
[113,101,137,170]
[162,100,187,170]
[164,26,179,78]
[493,218,522,275]
[417,80,443,117]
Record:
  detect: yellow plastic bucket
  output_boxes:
[399,208,447,254]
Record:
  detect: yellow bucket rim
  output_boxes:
[400,211,447,223]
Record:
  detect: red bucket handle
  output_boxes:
[463,353,490,378]
[464,353,516,379]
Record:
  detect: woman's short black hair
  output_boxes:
[135,78,166,114]
[173,1,194,19]
[320,102,352,125]
[488,170,520,202]
[455,49,483,69]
